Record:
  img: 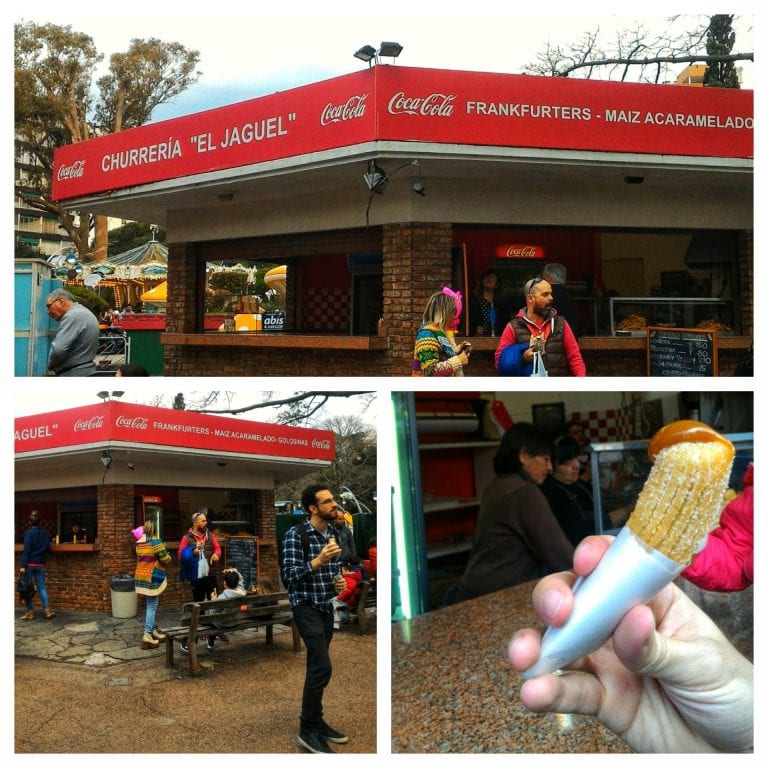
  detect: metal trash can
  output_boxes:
[109,574,137,618]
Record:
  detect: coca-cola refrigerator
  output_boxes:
[135,495,163,537]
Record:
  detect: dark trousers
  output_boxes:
[292,604,334,733]
[190,575,217,602]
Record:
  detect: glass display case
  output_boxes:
[609,297,734,336]
[590,432,753,536]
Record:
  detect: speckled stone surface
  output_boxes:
[391,578,753,754]
[391,580,630,754]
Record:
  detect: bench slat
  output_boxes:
[164,591,300,675]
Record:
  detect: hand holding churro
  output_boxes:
[508,535,753,753]
[507,420,752,752]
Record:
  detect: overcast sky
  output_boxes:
[12,1,755,122]
[13,384,376,428]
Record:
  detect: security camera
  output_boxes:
[412,182,426,196]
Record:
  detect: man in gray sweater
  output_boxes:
[46,289,100,376]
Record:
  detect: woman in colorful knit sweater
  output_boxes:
[134,519,172,650]
[412,288,471,376]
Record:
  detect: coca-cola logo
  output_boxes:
[57,160,86,181]
[387,91,455,117]
[115,415,149,430]
[312,439,332,450]
[74,415,104,431]
[320,94,367,125]
[495,244,545,260]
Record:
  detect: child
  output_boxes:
[331,565,364,629]
[204,569,244,650]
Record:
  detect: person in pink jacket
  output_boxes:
[682,463,753,592]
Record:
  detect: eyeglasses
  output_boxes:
[526,276,544,295]
[45,298,61,310]
[317,498,337,506]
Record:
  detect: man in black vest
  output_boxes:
[494,277,586,376]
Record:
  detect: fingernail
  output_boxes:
[540,588,565,621]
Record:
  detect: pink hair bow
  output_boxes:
[442,287,462,330]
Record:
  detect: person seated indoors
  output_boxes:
[63,522,87,543]
[331,565,364,629]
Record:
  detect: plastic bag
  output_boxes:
[197,552,210,579]
[531,351,548,377]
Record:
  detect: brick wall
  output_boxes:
[15,484,281,614]
[381,222,453,376]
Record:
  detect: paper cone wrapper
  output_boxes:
[522,526,684,679]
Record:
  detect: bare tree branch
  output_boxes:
[194,391,373,417]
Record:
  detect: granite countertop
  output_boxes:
[391,580,630,754]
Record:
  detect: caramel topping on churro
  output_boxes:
[648,419,735,463]
[627,421,734,564]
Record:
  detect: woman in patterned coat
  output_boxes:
[134,519,172,649]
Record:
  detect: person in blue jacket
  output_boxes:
[18,510,55,620]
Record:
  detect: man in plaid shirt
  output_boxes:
[281,483,348,754]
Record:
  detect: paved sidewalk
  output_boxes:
[15,605,377,754]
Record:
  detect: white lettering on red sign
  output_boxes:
[387,91,455,117]
[57,160,86,181]
[73,415,104,431]
[312,438,332,450]
[14,425,54,440]
[115,415,149,430]
[320,94,368,125]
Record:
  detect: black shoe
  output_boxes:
[298,731,334,754]
[321,722,348,744]
[206,636,215,651]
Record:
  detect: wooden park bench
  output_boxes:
[348,579,376,634]
[164,590,300,676]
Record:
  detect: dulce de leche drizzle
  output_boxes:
[648,419,736,463]
[627,420,735,564]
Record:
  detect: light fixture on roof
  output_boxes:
[378,41,403,59]
[97,391,124,402]
[354,41,403,67]
[354,45,377,63]
[101,450,113,468]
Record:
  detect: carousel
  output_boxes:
[46,235,168,312]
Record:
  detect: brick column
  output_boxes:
[255,489,279,591]
[382,222,453,375]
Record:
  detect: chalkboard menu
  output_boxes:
[224,537,258,591]
[647,327,717,376]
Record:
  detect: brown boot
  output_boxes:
[141,632,160,650]
[44,608,56,619]
[21,611,34,621]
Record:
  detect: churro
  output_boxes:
[520,420,734,679]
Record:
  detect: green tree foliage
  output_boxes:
[108,222,167,254]
[67,285,108,317]
[704,15,740,88]
[14,21,200,256]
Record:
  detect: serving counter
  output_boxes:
[391,580,630,754]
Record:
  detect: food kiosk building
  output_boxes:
[14,400,334,612]
[52,65,753,376]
